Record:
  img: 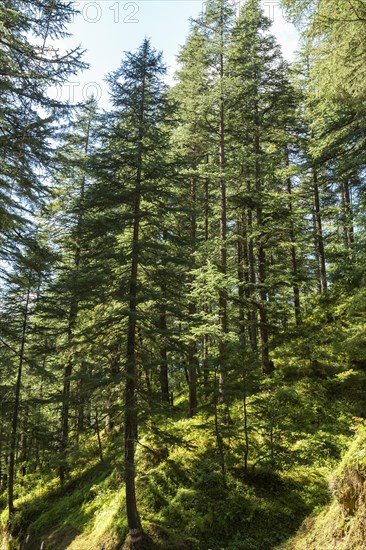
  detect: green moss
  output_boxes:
[0,407,361,550]
[280,426,366,549]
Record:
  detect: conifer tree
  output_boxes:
[43,99,99,485]
[0,0,85,250]
[0,234,52,515]
[89,39,174,544]
[227,0,293,373]
[173,0,235,410]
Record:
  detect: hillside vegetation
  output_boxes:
[1,384,365,549]
[281,426,366,550]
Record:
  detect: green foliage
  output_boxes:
[281,426,366,549]
[1,0,366,548]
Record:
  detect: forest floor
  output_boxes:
[1,400,350,550]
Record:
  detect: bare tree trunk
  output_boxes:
[243,378,249,472]
[237,218,246,340]
[20,407,28,477]
[214,369,226,488]
[237,218,250,470]
[188,308,198,418]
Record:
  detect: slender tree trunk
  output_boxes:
[125,194,143,543]
[312,166,327,294]
[158,308,170,403]
[237,218,250,470]
[124,54,148,546]
[285,151,301,325]
[125,178,143,544]
[203,327,209,399]
[8,284,30,517]
[0,431,3,491]
[188,308,198,418]
[254,104,271,375]
[214,369,226,488]
[20,408,28,477]
[218,24,228,399]
[237,219,245,337]
[203,175,210,399]
[246,204,258,352]
[94,410,104,463]
[243,378,249,472]
[188,177,198,417]
[341,179,354,251]
[158,229,170,404]
[76,362,87,445]
[59,118,90,486]
[312,209,322,295]
[105,348,121,434]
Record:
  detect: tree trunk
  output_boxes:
[285,150,301,325]
[254,103,271,375]
[246,204,258,352]
[218,20,228,399]
[158,308,170,403]
[237,218,246,345]
[8,284,30,516]
[188,177,198,416]
[312,166,327,294]
[188,306,198,418]
[203,175,210,399]
[214,368,226,487]
[59,117,90,486]
[124,50,149,545]
[341,179,354,251]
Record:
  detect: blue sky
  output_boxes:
[53,0,298,106]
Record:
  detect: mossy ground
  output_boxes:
[0,411,336,550]
[280,425,366,550]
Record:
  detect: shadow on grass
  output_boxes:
[10,459,115,549]
[153,450,330,550]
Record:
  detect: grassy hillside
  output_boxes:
[280,424,366,550]
[2,341,366,550]
[0,409,348,550]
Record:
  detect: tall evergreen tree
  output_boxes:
[226,0,293,373]
[88,39,175,544]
